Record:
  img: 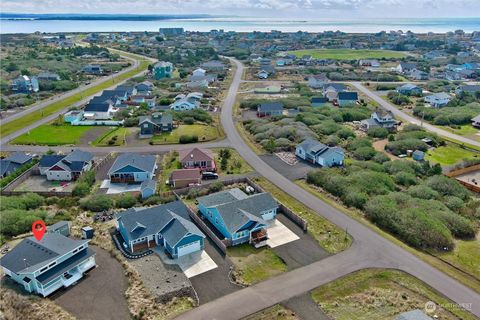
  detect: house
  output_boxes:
[186,79,209,89]
[37,72,61,81]
[192,68,206,77]
[135,81,154,95]
[83,102,116,120]
[169,168,201,188]
[323,83,347,101]
[311,97,328,107]
[395,309,433,320]
[179,148,216,172]
[197,188,278,247]
[295,139,345,167]
[256,70,270,79]
[47,221,71,237]
[396,84,422,96]
[0,152,33,178]
[395,62,417,73]
[140,180,157,199]
[361,110,397,131]
[108,153,157,183]
[412,150,425,161]
[455,85,480,95]
[471,114,480,128]
[170,97,200,111]
[200,60,225,71]
[40,150,94,181]
[337,92,358,107]
[408,69,429,80]
[358,59,380,67]
[138,113,174,138]
[82,64,103,75]
[424,92,451,108]
[0,234,96,297]
[63,110,84,124]
[153,61,173,80]
[116,201,205,258]
[423,50,447,60]
[257,102,284,117]
[131,95,155,108]
[11,75,39,93]
[308,74,329,89]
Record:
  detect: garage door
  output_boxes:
[262,211,275,221]
[177,240,201,257]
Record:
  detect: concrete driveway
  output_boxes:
[100,180,141,194]
[177,251,218,278]
[266,219,299,248]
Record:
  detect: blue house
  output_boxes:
[197,188,278,247]
[396,84,422,96]
[0,234,96,297]
[257,102,284,117]
[140,179,157,199]
[0,152,33,178]
[138,113,173,138]
[11,75,39,93]
[295,139,344,167]
[337,92,358,107]
[116,201,205,258]
[108,153,157,183]
[311,97,328,107]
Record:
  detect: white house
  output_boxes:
[170,98,200,111]
[40,150,94,181]
[192,68,206,77]
[424,92,452,108]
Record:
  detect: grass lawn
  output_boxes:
[212,148,253,175]
[227,244,287,285]
[434,235,480,280]
[155,297,194,320]
[150,124,221,145]
[440,124,480,140]
[243,305,298,320]
[1,58,150,138]
[159,151,181,192]
[93,127,130,147]
[425,144,479,165]
[287,49,406,60]
[296,179,480,293]
[311,269,476,320]
[11,124,93,146]
[253,178,351,254]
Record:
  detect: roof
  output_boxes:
[6,152,32,165]
[179,148,214,163]
[170,169,201,181]
[116,201,204,245]
[397,84,421,91]
[0,234,88,274]
[311,97,328,103]
[108,153,156,175]
[458,85,480,92]
[140,179,157,191]
[63,150,93,163]
[338,92,358,100]
[154,61,172,68]
[323,83,347,92]
[395,310,433,320]
[472,114,480,122]
[84,102,110,112]
[197,188,278,234]
[298,139,344,157]
[258,102,284,112]
[426,92,451,100]
[39,155,64,168]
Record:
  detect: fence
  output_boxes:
[445,164,480,193]
[91,152,115,175]
[279,204,308,231]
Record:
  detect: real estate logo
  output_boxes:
[425,301,437,313]
[32,220,46,241]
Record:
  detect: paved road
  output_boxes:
[177,58,480,320]
[0,50,154,146]
[350,82,480,148]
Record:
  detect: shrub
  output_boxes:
[72,182,91,197]
[115,193,138,208]
[179,134,199,144]
[0,209,48,237]
[183,117,195,125]
[80,195,114,212]
[0,193,44,211]
[186,188,200,200]
[394,172,417,187]
[208,182,224,193]
[367,127,389,138]
[443,196,465,212]
[407,185,439,200]
[425,175,471,200]
[344,191,368,209]
[353,146,376,160]
[372,153,390,164]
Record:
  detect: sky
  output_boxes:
[1,0,480,19]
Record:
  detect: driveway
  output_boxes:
[53,246,129,320]
[100,180,142,194]
[266,218,299,248]
[153,248,218,279]
[260,154,316,181]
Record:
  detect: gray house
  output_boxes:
[295,139,345,167]
[138,113,173,138]
[257,102,284,117]
[0,152,33,178]
[0,234,96,297]
[361,110,397,131]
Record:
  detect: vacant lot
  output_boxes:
[310,269,476,320]
[11,124,95,146]
[151,124,221,145]
[93,127,131,147]
[287,49,406,60]
[425,144,479,165]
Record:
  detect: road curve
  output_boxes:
[350,82,480,148]
[176,58,480,320]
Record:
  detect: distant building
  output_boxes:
[323,83,347,101]
[455,85,480,95]
[308,74,329,89]
[37,71,61,81]
[361,110,397,131]
[169,168,202,188]
[395,62,417,73]
[200,60,225,71]
[337,92,358,107]
[296,139,344,167]
[472,114,480,128]
[38,150,94,181]
[424,92,451,108]
[108,153,157,184]
[396,84,422,96]
[311,97,328,107]
[11,75,39,93]
[179,148,216,172]
[82,64,103,75]
[0,234,96,297]
[159,28,184,36]
[257,102,284,117]
[153,61,173,80]
[0,152,33,178]
[358,59,380,67]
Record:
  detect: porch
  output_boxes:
[250,228,268,248]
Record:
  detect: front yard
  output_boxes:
[150,124,221,145]
[11,124,94,146]
[227,244,287,286]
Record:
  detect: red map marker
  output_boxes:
[32,220,46,241]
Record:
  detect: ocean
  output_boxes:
[1,17,479,34]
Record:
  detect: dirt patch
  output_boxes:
[372,139,397,160]
[79,127,110,146]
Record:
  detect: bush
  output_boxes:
[372,153,390,164]
[425,175,471,200]
[179,134,199,144]
[72,182,91,197]
[443,196,465,212]
[394,172,417,186]
[186,188,200,200]
[80,195,114,212]
[208,182,224,193]
[0,209,47,238]
[115,193,138,208]
[353,146,376,160]
[183,117,195,125]
[0,193,44,211]
[142,195,176,206]
[407,185,439,200]
[367,127,389,139]
[344,191,368,209]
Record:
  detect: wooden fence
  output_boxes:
[445,164,480,193]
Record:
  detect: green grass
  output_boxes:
[227,244,287,285]
[311,269,477,320]
[254,178,351,254]
[296,180,480,293]
[93,127,130,147]
[11,124,94,146]
[425,144,480,165]
[435,235,480,280]
[1,59,150,138]
[150,124,221,145]
[159,151,181,192]
[440,124,480,140]
[213,148,253,175]
[155,297,194,320]
[287,49,407,60]
[243,305,298,320]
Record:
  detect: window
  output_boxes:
[40,266,48,272]
[215,218,218,224]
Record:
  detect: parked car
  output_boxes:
[202,172,219,180]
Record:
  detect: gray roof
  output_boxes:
[471,114,480,122]
[39,155,64,168]
[63,150,93,163]
[258,102,284,112]
[395,310,433,320]
[0,234,88,274]
[298,139,344,157]
[108,153,156,175]
[140,179,157,191]
[397,84,420,91]
[116,201,204,246]
[197,188,278,234]
[47,221,70,232]
[458,85,480,93]
[6,152,32,165]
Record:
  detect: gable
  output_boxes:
[112,165,146,174]
[48,165,66,172]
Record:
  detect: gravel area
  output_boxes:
[129,254,192,300]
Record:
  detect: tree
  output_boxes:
[265,138,276,153]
